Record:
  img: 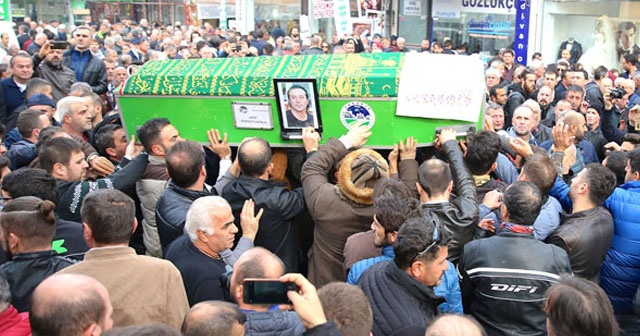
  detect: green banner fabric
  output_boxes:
[0,0,11,21]
[122,53,404,98]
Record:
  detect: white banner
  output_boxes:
[314,0,334,19]
[396,53,485,122]
[333,0,351,37]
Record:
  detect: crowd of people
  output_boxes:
[0,15,637,336]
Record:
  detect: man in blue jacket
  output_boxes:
[0,52,33,127]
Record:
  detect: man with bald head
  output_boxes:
[507,105,537,145]
[30,273,113,336]
[425,315,485,336]
[222,137,306,273]
[542,99,573,128]
[181,301,246,336]
[540,111,599,176]
[229,247,304,334]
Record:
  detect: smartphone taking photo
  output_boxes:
[243,279,299,305]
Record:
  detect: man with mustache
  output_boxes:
[33,40,76,101]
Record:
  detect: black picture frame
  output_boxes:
[273,78,323,135]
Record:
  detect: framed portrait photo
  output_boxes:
[274,78,323,136]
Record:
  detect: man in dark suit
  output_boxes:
[558,38,583,65]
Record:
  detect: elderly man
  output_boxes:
[26,33,46,56]
[164,196,261,306]
[0,52,34,127]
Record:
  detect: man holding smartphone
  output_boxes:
[33,40,76,101]
[229,247,304,335]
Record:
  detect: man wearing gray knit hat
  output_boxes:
[302,123,417,287]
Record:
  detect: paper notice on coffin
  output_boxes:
[396,53,485,122]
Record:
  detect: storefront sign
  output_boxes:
[314,0,334,19]
[433,0,514,19]
[467,16,512,36]
[514,0,530,65]
[403,0,421,16]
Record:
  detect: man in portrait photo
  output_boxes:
[282,84,317,128]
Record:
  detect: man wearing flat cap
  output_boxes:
[302,122,416,287]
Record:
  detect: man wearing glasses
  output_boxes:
[358,216,451,336]
[458,181,572,336]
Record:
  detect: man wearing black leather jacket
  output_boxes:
[546,163,617,282]
[459,181,572,336]
[417,129,478,264]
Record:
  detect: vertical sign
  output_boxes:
[514,0,530,66]
[333,0,350,37]
[0,0,10,22]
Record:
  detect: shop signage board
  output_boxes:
[433,0,515,19]
[514,0,530,65]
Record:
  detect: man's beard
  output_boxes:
[514,127,530,137]
[46,60,62,68]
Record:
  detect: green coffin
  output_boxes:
[118,53,481,147]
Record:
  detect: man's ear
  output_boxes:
[500,203,509,222]
[7,233,19,253]
[416,182,424,195]
[236,281,244,303]
[52,162,67,178]
[447,180,453,193]
[82,223,93,244]
[83,323,101,336]
[105,147,116,158]
[387,231,398,244]
[151,144,164,157]
[132,217,138,234]
[489,161,498,173]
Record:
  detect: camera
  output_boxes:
[610,86,627,99]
